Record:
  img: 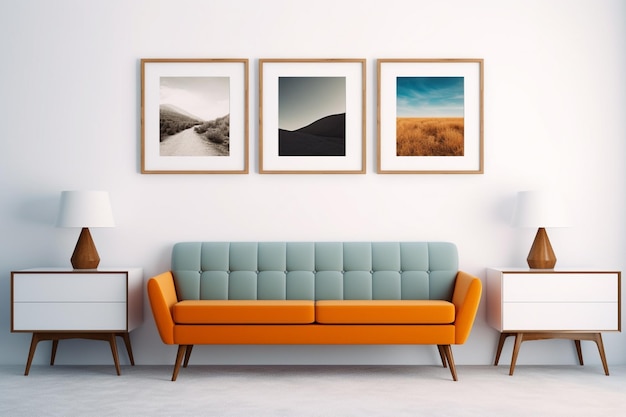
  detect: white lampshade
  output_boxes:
[57,191,115,228]
[511,190,569,228]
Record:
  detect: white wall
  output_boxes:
[1,0,625,367]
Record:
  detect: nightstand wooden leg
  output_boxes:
[574,340,584,365]
[494,332,512,366]
[24,333,42,376]
[107,334,121,376]
[119,332,135,366]
[50,339,59,366]
[509,332,524,376]
[592,333,609,376]
[500,332,610,376]
[24,332,130,376]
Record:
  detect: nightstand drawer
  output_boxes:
[13,273,127,302]
[12,302,127,331]
[502,302,619,330]
[487,268,621,332]
[502,273,618,303]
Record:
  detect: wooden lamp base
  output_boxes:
[71,227,100,269]
[527,227,556,269]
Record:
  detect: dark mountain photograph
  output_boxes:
[279,113,345,156]
[278,76,346,156]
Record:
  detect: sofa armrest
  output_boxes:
[147,271,179,345]
[451,271,482,344]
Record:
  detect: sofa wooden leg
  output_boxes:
[437,345,448,368]
[441,345,458,381]
[172,345,188,381]
[183,345,194,368]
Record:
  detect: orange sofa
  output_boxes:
[147,242,482,381]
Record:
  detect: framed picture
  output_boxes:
[259,59,366,174]
[141,58,249,174]
[377,59,484,174]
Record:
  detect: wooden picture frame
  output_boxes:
[141,58,249,174]
[377,59,484,174]
[259,59,366,174]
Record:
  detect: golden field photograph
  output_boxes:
[396,117,464,156]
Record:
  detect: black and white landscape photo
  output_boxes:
[278,77,346,156]
[159,76,230,157]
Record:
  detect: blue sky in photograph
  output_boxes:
[396,77,464,118]
[279,77,346,131]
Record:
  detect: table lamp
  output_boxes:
[56,191,115,269]
[511,190,568,269]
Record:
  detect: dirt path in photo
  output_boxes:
[160,127,226,156]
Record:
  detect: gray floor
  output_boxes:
[1,364,625,416]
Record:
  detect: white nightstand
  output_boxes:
[487,268,621,375]
[11,267,143,375]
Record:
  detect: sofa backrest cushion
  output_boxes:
[171,242,458,301]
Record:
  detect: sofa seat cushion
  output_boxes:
[173,300,315,324]
[315,300,455,324]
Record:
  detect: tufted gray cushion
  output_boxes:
[171,242,458,302]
